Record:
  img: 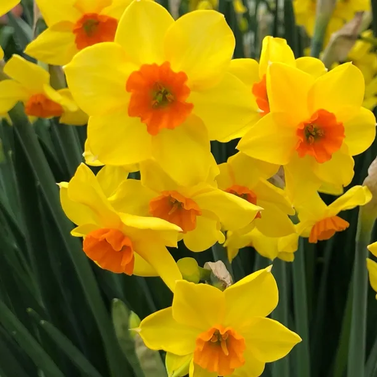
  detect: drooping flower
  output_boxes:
[59,163,182,291]
[296,185,372,243]
[108,160,262,252]
[139,268,301,377]
[25,0,132,66]
[0,0,19,16]
[64,0,256,185]
[217,152,295,237]
[0,55,87,125]
[238,61,376,193]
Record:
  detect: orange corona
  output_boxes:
[126,62,194,135]
[73,13,118,50]
[83,228,134,274]
[309,216,349,243]
[194,325,246,376]
[296,109,345,163]
[226,184,262,218]
[24,94,64,118]
[252,75,270,115]
[149,191,201,232]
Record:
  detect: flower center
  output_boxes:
[126,62,194,136]
[226,184,262,218]
[252,74,270,115]
[149,190,201,232]
[309,216,349,243]
[25,94,64,118]
[73,13,118,50]
[194,325,246,376]
[83,228,134,274]
[296,109,345,163]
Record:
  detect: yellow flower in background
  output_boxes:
[0,55,87,125]
[227,36,327,139]
[367,242,377,299]
[297,185,371,243]
[25,0,132,66]
[0,0,19,16]
[65,0,256,186]
[108,160,262,252]
[238,61,376,194]
[139,268,301,377]
[217,152,295,237]
[225,228,299,263]
[59,163,182,291]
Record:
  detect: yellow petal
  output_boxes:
[102,0,134,18]
[0,0,19,16]
[36,0,80,25]
[328,185,372,216]
[228,58,260,88]
[58,89,88,125]
[343,107,376,156]
[367,258,377,299]
[96,165,129,198]
[164,10,234,91]
[65,42,134,116]
[140,160,179,193]
[183,213,225,252]
[244,318,301,362]
[194,188,262,230]
[166,353,192,377]
[368,242,377,258]
[268,62,313,124]
[0,80,29,113]
[71,223,99,237]
[308,63,365,117]
[190,72,259,142]
[4,55,50,93]
[172,280,225,330]
[140,308,198,355]
[189,360,218,377]
[295,57,327,78]
[259,36,295,77]
[25,28,78,66]
[88,111,152,165]
[232,349,265,377]
[151,116,214,187]
[74,0,112,13]
[237,113,297,165]
[115,0,174,65]
[224,268,278,328]
[133,253,157,277]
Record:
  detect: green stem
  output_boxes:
[292,238,311,377]
[347,208,375,377]
[271,259,290,377]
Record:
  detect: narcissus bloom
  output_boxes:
[225,228,298,263]
[297,185,372,243]
[25,0,132,66]
[217,152,295,237]
[0,55,87,125]
[59,163,182,290]
[65,0,256,185]
[0,0,19,16]
[109,161,262,252]
[238,62,376,190]
[227,36,327,139]
[139,268,301,376]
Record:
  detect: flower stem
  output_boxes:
[347,207,375,377]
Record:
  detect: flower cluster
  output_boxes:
[1,0,376,376]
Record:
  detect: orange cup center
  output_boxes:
[25,93,64,118]
[252,74,270,115]
[309,215,349,243]
[226,184,262,218]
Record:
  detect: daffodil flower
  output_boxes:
[25,0,132,66]
[109,160,262,252]
[59,163,182,291]
[297,185,372,243]
[64,0,257,186]
[0,0,19,16]
[0,55,87,125]
[139,268,301,376]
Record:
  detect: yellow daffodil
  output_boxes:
[25,0,132,66]
[297,185,372,243]
[59,163,182,291]
[367,242,377,299]
[238,61,376,192]
[64,0,256,186]
[109,160,262,252]
[225,228,299,262]
[227,36,327,139]
[139,268,301,376]
[0,0,19,16]
[0,55,87,125]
